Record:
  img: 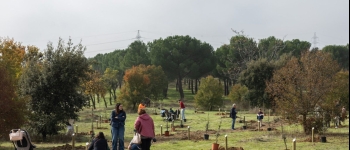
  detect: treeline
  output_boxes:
[90,33,349,109]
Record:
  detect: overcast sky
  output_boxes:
[1,0,349,58]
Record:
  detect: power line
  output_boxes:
[84,47,126,53]
[85,38,135,46]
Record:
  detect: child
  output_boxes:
[257,109,264,127]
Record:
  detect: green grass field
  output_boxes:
[0,87,349,150]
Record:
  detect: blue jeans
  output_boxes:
[180,108,186,120]
[111,126,125,150]
[231,118,236,129]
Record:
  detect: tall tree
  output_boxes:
[323,70,349,110]
[0,38,28,139]
[149,35,215,98]
[282,39,311,58]
[84,71,106,109]
[194,76,224,111]
[215,44,234,95]
[103,68,119,104]
[143,65,168,106]
[257,36,285,61]
[266,51,340,134]
[19,38,90,139]
[0,38,25,84]
[0,64,27,139]
[228,84,249,109]
[118,65,150,110]
[239,58,276,108]
[91,50,126,88]
[122,41,150,69]
[322,44,349,70]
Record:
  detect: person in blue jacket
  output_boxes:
[229,103,237,130]
[110,103,126,150]
[257,108,264,127]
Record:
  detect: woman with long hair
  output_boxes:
[88,132,109,150]
[110,103,126,150]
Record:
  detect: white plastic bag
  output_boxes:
[130,132,141,144]
[9,129,23,141]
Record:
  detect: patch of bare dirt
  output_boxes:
[302,136,321,142]
[218,146,244,150]
[51,144,86,150]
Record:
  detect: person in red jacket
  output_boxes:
[134,109,155,150]
[178,99,186,122]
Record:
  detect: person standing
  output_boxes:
[257,108,264,127]
[138,102,146,112]
[110,103,126,150]
[66,122,74,136]
[178,99,186,122]
[88,132,109,150]
[341,106,347,123]
[229,104,237,130]
[134,109,155,150]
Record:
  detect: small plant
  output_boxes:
[281,123,287,150]
[166,120,169,131]
[205,113,209,134]
[215,118,222,144]
[205,122,209,134]
[320,119,328,136]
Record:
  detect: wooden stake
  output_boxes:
[312,127,314,145]
[188,126,190,140]
[225,134,228,150]
[293,138,296,150]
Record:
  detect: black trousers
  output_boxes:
[140,138,152,150]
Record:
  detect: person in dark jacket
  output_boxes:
[229,103,237,130]
[88,132,109,150]
[110,103,126,150]
[257,108,264,127]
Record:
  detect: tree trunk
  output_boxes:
[133,102,137,111]
[42,131,47,141]
[191,79,194,94]
[178,77,184,99]
[224,79,227,96]
[103,96,107,108]
[195,79,198,94]
[90,94,96,109]
[302,114,307,134]
[176,79,179,91]
[109,91,112,105]
[226,79,232,95]
[163,84,168,98]
[113,88,117,101]
[188,79,191,90]
[97,94,100,103]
